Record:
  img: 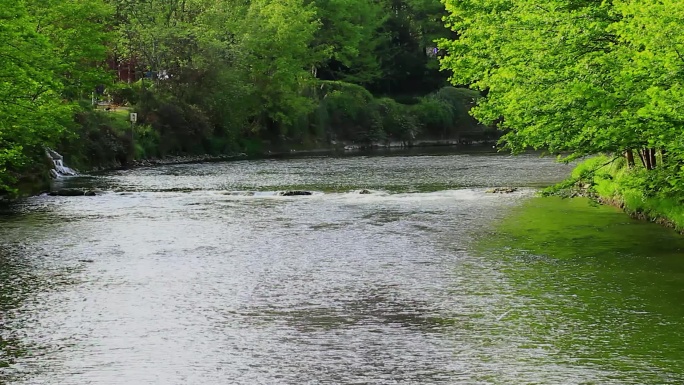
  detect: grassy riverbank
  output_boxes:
[549,156,684,231]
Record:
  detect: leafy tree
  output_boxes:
[369,0,452,95]
[235,0,320,137]
[0,0,111,194]
[309,0,385,84]
[27,0,113,98]
[109,0,201,80]
[441,1,627,155]
[440,0,684,197]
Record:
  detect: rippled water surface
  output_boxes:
[1,150,683,384]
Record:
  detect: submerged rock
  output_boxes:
[49,189,86,197]
[486,187,518,194]
[359,189,372,194]
[279,190,313,196]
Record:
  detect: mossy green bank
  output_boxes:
[547,156,684,231]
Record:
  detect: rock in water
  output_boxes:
[486,187,518,194]
[279,191,313,196]
[359,189,372,194]
[49,189,86,196]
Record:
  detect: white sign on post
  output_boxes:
[129,113,138,122]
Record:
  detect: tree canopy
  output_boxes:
[0,0,489,195]
[0,0,111,192]
[440,1,683,156]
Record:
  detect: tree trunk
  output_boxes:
[640,148,655,170]
[625,149,635,168]
[638,149,647,169]
[650,148,657,169]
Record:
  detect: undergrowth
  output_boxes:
[544,155,684,231]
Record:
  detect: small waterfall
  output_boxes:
[46,148,78,178]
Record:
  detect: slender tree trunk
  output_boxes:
[644,149,652,170]
[625,149,635,168]
[641,148,654,170]
[650,148,657,169]
[638,149,647,169]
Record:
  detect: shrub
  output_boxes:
[133,124,160,159]
[375,97,419,144]
[61,110,131,169]
[428,86,485,136]
[410,98,454,138]
[317,81,377,141]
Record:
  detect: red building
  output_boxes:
[107,56,139,83]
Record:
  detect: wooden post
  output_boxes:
[129,113,137,166]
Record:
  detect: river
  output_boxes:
[0,149,683,384]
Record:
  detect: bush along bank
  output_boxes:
[544,155,684,231]
[0,83,489,195]
[62,83,494,169]
[120,82,494,155]
[1,82,495,200]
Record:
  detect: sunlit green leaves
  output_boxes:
[0,0,110,193]
[440,0,684,196]
[441,0,682,156]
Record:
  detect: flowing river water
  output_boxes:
[1,149,683,384]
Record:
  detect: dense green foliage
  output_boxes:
[0,0,110,193]
[440,0,684,204]
[0,0,491,195]
[105,0,484,152]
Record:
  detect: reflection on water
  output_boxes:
[475,197,684,384]
[0,242,82,380]
[0,152,682,384]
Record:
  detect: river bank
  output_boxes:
[550,155,684,232]
[120,137,496,168]
[126,140,494,169]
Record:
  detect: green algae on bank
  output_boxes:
[474,197,684,383]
